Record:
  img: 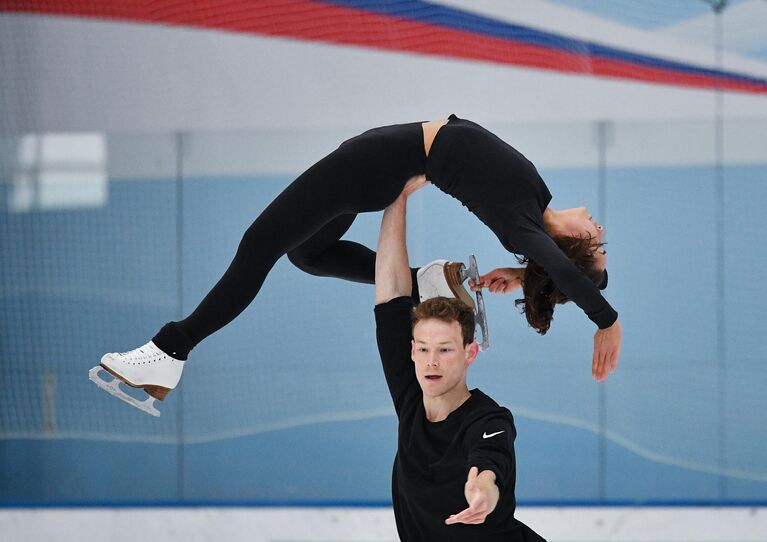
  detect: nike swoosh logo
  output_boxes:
[483,431,505,439]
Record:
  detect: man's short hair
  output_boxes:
[412,297,475,346]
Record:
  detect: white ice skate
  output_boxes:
[89,341,185,417]
[417,255,490,351]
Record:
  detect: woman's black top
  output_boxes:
[426,114,617,329]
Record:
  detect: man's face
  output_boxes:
[411,318,478,398]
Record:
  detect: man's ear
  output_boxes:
[465,341,479,367]
[411,339,417,362]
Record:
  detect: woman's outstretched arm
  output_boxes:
[472,264,620,380]
[483,211,621,380]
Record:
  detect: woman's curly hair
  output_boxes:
[515,235,605,335]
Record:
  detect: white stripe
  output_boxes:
[3,404,766,483]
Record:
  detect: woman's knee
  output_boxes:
[287,248,319,275]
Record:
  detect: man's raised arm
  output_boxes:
[375,175,428,305]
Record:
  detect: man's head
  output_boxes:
[411,297,479,398]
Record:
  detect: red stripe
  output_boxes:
[3,0,765,94]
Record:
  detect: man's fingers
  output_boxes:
[445,507,485,525]
[445,506,473,524]
[402,176,429,197]
[454,514,485,525]
[446,512,486,525]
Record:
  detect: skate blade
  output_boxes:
[88,366,161,417]
[475,288,490,352]
[468,255,490,351]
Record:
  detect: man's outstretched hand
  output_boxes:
[445,467,499,526]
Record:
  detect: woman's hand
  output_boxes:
[593,319,622,381]
[470,267,523,294]
[399,175,429,200]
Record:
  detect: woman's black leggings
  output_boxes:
[153,122,427,359]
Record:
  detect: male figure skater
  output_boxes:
[374,176,545,541]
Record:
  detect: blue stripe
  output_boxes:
[316,0,767,87]
[2,499,767,508]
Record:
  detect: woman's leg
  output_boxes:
[287,214,421,302]
[152,137,415,358]
[287,214,375,283]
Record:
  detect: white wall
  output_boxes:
[2,507,766,542]
[2,1,767,136]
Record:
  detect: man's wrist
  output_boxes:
[476,469,497,487]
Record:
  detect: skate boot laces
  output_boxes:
[116,342,174,365]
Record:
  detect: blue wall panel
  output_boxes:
[2,162,766,505]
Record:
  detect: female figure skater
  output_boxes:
[91,114,622,416]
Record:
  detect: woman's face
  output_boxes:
[559,207,607,271]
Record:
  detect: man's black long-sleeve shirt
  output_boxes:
[375,297,545,542]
